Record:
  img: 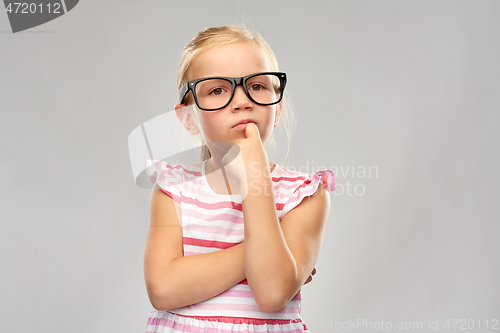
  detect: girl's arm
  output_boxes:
[145,179,315,311]
[238,125,330,313]
[243,166,330,312]
[144,183,246,311]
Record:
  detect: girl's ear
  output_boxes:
[274,100,283,127]
[174,103,200,135]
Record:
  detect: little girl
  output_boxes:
[144,25,335,333]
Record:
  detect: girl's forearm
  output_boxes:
[150,242,245,311]
[242,163,297,312]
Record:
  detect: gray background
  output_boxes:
[1,1,499,332]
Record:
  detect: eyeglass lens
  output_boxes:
[195,74,282,110]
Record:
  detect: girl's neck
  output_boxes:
[204,157,276,196]
[205,143,276,174]
[206,157,276,174]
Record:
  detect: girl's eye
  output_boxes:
[250,84,263,91]
[210,88,224,95]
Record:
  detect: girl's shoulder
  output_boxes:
[273,164,335,220]
[146,159,203,183]
[273,164,335,192]
[146,160,204,204]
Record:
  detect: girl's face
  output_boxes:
[181,42,281,145]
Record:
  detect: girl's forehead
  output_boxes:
[187,42,271,80]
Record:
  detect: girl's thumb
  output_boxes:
[245,122,260,139]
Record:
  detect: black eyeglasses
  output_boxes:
[179,71,287,111]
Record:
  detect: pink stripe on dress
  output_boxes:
[182,302,300,313]
[183,208,243,225]
[183,237,241,249]
[183,196,243,211]
[148,314,307,333]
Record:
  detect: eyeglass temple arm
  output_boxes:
[179,83,190,104]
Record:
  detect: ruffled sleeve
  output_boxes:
[146,159,184,206]
[278,169,335,221]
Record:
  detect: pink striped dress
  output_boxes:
[145,159,335,333]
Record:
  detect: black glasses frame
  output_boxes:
[179,71,287,111]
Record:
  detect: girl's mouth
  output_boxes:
[232,120,256,130]
[233,123,250,130]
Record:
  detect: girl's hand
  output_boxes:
[235,122,268,163]
[295,266,317,296]
[221,123,270,197]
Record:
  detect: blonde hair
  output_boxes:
[177,25,296,163]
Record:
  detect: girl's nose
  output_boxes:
[231,86,253,110]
